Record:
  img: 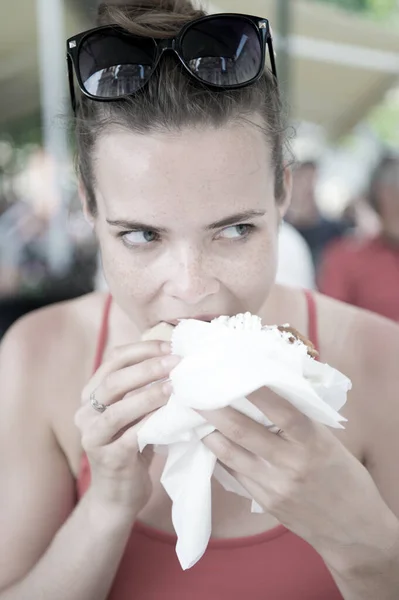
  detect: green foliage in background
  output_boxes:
[367,94,399,146]
[5,112,42,147]
[315,0,398,17]
[315,0,399,147]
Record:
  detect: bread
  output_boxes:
[277,325,319,359]
[141,322,175,342]
[141,318,318,359]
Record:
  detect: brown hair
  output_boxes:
[75,1,287,215]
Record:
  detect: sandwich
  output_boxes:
[142,315,318,359]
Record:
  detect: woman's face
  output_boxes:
[89,120,290,330]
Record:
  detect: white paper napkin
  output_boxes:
[137,314,352,570]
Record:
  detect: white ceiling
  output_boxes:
[208,0,399,139]
[1,1,88,124]
[1,0,399,138]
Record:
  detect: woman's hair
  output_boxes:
[75,0,288,215]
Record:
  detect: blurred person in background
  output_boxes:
[340,194,381,240]
[0,148,70,298]
[286,161,348,268]
[0,181,48,297]
[0,148,97,338]
[319,154,399,321]
[276,221,315,289]
[1,3,399,600]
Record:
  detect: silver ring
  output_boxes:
[267,425,284,436]
[90,391,107,414]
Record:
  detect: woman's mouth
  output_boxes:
[166,314,223,326]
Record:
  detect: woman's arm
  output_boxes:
[323,312,399,600]
[0,313,136,600]
[199,306,399,600]
[1,490,134,600]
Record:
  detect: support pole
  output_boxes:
[276,0,292,108]
[36,0,73,276]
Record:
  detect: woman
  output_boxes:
[1,2,399,599]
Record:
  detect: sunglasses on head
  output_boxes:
[66,13,277,113]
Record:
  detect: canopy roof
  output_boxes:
[1,0,398,139]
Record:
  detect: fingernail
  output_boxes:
[161,342,172,354]
[162,381,173,395]
[162,354,181,368]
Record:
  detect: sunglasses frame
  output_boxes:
[66,12,277,113]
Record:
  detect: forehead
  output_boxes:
[93,122,275,223]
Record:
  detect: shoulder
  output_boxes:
[314,295,399,513]
[1,291,106,363]
[309,292,399,464]
[261,286,396,460]
[0,292,107,417]
[0,294,109,583]
[316,289,397,345]
[315,292,399,415]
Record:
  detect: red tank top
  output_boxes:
[77,292,343,599]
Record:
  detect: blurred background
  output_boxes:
[0,0,398,338]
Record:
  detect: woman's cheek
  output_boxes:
[100,244,140,292]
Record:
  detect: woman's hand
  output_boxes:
[74,341,180,520]
[201,388,396,569]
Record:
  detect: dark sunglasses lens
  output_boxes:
[181,17,262,86]
[78,30,157,98]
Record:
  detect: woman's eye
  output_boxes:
[218,224,254,239]
[121,230,158,246]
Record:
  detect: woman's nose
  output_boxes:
[164,251,220,305]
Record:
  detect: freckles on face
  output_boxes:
[92,121,280,324]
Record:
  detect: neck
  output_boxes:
[107,296,142,348]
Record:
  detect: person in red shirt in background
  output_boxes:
[318,154,399,322]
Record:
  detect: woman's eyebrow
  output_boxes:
[106,210,266,233]
[206,210,267,230]
[106,219,168,233]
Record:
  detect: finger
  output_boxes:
[87,417,155,475]
[111,411,157,457]
[201,406,287,463]
[248,387,314,443]
[202,430,265,482]
[81,379,173,448]
[83,353,180,408]
[223,467,268,511]
[82,340,172,402]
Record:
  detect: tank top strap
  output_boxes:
[304,289,320,356]
[92,293,113,374]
